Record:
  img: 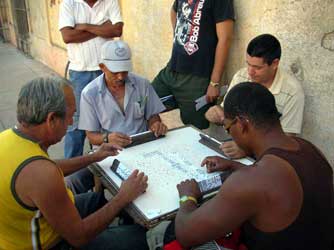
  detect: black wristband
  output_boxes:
[103,132,109,143]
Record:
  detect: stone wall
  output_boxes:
[120,0,174,80]
[120,0,334,168]
[228,0,334,167]
[2,0,333,167]
[26,0,67,76]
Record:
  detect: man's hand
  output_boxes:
[118,170,148,204]
[149,121,168,137]
[205,105,224,124]
[93,143,122,162]
[201,156,234,173]
[108,132,132,147]
[220,141,247,159]
[177,179,202,200]
[206,85,220,103]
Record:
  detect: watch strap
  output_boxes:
[103,132,109,143]
[209,81,220,87]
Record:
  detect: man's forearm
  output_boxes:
[55,153,100,176]
[210,21,234,83]
[175,201,198,247]
[86,131,104,146]
[210,38,232,82]
[83,22,123,38]
[61,28,96,44]
[171,8,177,32]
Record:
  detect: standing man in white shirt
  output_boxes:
[59,0,123,193]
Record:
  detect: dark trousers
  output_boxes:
[56,192,149,250]
[151,64,212,130]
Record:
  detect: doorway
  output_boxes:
[0,0,9,41]
[11,0,30,54]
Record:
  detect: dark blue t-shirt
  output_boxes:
[170,0,235,78]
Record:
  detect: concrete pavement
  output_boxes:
[0,41,67,158]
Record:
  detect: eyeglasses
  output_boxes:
[222,118,237,134]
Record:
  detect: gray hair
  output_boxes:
[17,76,71,125]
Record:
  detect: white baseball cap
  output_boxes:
[101,40,132,73]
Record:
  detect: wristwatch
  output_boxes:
[209,81,220,87]
[102,132,109,143]
[179,195,198,205]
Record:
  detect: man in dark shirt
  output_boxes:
[152,0,234,129]
[173,82,334,249]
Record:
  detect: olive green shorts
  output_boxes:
[151,64,211,129]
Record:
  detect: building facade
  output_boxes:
[0,0,334,170]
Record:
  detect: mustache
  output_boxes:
[115,79,125,85]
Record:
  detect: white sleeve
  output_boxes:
[221,73,240,107]
[58,0,75,30]
[108,0,123,24]
[280,91,305,134]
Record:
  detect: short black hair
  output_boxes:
[224,82,282,129]
[247,34,281,65]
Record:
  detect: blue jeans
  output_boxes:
[64,70,102,194]
[55,192,148,250]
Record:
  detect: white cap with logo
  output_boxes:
[101,40,132,73]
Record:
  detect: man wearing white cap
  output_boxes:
[59,0,124,161]
[66,40,168,194]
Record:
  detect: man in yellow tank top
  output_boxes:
[0,77,149,250]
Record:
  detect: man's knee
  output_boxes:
[82,224,149,250]
[66,168,94,194]
[74,191,107,218]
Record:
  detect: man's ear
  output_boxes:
[99,63,106,72]
[45,112,56,128]
[238,116,250,134]
[271,58,280,70]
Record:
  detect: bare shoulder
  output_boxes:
[222,163,260,192]
[19,158,61,182]
[246,154,303,209]
[217,154,303,220]
[255,154,299,181]
[15,158,66,208]
[219,154,298,200]
[218,165,262,205]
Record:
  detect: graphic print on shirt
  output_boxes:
[174,0,205,55]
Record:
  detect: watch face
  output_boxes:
[103,133,109,143]
[210,82,219,87]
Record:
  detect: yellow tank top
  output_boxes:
[0,128,74,250]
